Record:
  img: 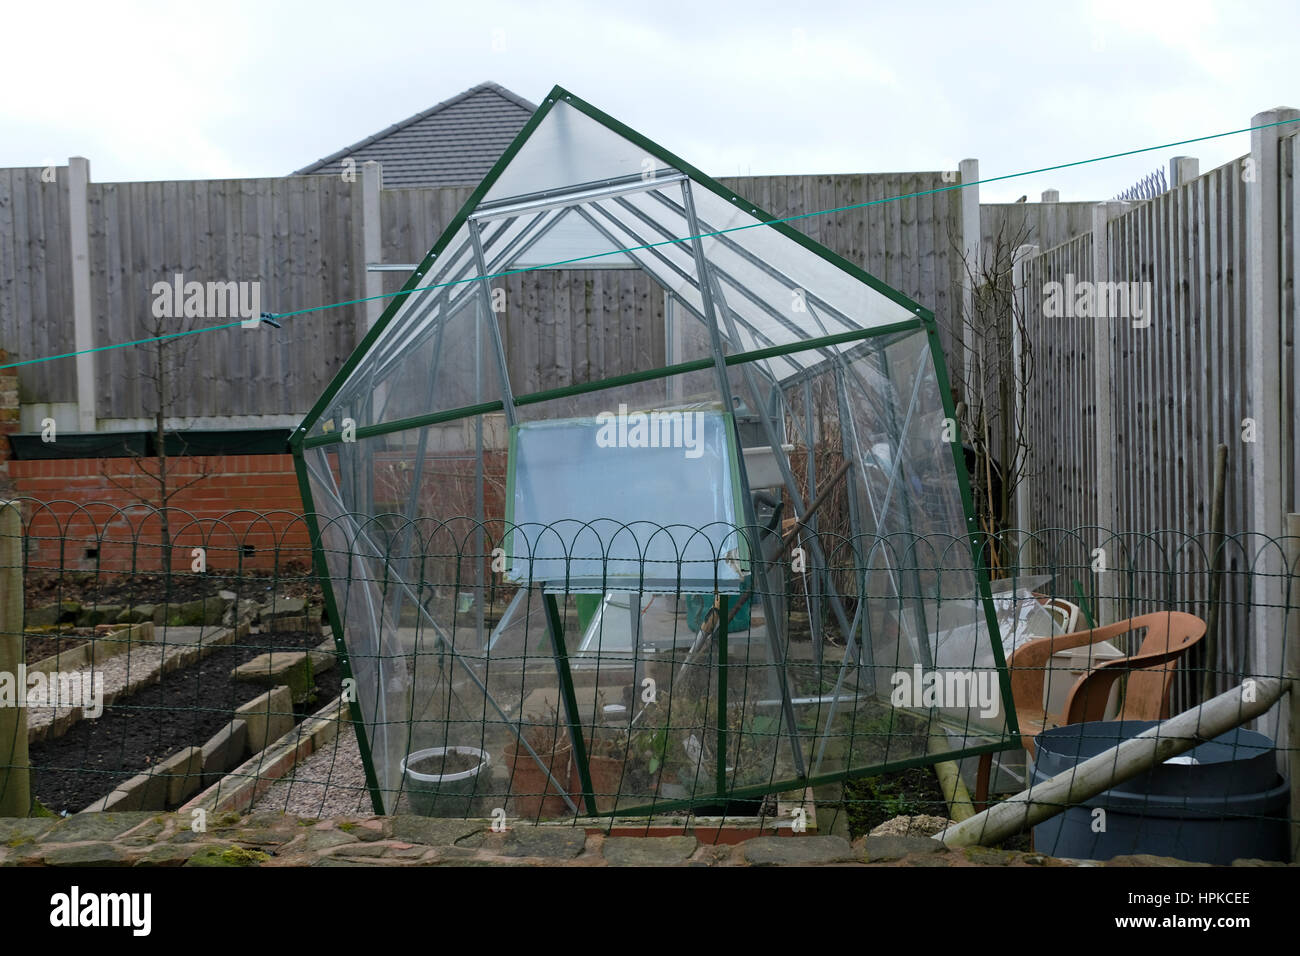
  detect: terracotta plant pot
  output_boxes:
[569,752,629,813]
[504,744,572,820]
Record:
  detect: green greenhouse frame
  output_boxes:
[291,85,1020,818]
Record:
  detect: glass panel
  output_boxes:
[483,100,671,204]
[505,410,746,593]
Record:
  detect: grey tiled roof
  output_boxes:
[293,82,536,188]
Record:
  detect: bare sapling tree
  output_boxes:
[943,213,1036,574]
[104,309,214,570]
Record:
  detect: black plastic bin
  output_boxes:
[1030,719,1290,864]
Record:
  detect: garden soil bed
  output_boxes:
[23,632,91,666]
[840,767,951,837]
[27,627,341,814]
[24,568,322,612]
[840,767,1031,851]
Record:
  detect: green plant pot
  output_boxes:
[401,747,490,817]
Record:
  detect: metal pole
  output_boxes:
[0,500,30,817]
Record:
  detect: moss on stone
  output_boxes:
[185,844,269,867]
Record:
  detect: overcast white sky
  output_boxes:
[2,0,1297,203]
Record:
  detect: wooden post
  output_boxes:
[1286,513,1300,862]
[933,675,1286,848]
[0,500,29,817]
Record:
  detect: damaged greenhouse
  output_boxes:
[290,85,1019,819]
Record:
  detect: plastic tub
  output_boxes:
[401,746,489,817]
[1030,720,1289,864]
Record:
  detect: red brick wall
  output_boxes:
[0,349,20,497]
[9,454,311,573]
[6,450,510,574]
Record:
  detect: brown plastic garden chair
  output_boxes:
[973,611,1206,808]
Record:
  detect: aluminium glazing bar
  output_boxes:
[470,170,691,221]
[470,172,688,222]
[610,194,854,379]
[467,219,518,428]
[680,179,806,778]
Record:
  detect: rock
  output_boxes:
[119,817,168,846]
[25,601,77,627]
[328,842,389,857]
[302,828,359,852]
[231,652,317,703]
[115,604,154,624]
[134,844,197,867]
[41,812,158,844]
[743,835,855,866]
[184,845,269,867]
[962,845,1019,865]
[309,640,338,672]
[502,827,586,859]
[390,816,484,847]
[603,835,697,866]
[200,719,249,784]
[262,596,307,620]
[166,596,228,627]
[266,614,320,635]
[235,685,294,755]
[1105,854,1210,867]
[43,843,129,867]
[857,834,948,863]
[0,818,56,845]
[77,604,124,626]
[869,814,954,838]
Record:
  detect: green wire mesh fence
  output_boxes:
[0,499,1295,862]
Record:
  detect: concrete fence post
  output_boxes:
[0,500,29,817]
[959,158,980,399]
[1169,155,1199,188]
[1247,107,1300,741]
[67,157,96,433]
[1285,512,1300,861]
[361,160,384,334]
[1092,200,1128,625]
[1011,243,1038,569]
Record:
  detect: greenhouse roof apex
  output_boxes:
[296,84,934,445]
